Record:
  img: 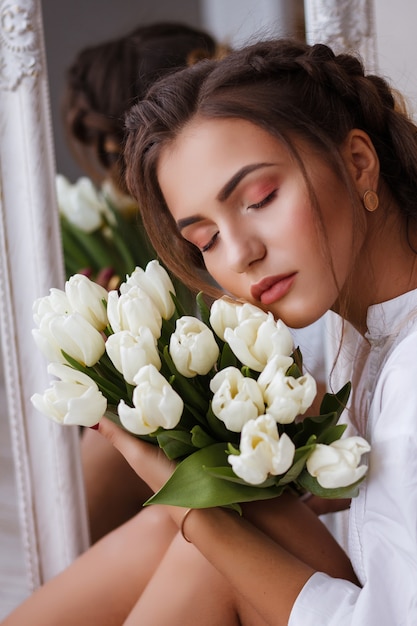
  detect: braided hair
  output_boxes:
[62,22,218,193]
[125,38,417,294]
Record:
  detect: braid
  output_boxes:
[124,37,417,291]
[198,39,417,217]
[62,22,219,193]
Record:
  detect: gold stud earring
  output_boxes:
[363,189,379,212]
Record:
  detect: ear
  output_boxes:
[341,129,380,193]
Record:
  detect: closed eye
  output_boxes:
[201,231,219,253]
[248,189,277,210]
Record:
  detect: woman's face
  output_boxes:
[157,118,358,328]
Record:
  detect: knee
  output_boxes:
[98,505,176,558]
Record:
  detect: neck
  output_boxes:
[333,208,417,335]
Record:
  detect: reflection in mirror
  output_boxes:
[0,1,305,617]
[7,0,412,619]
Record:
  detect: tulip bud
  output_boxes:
[32,312,105,367]
[120,260,176,320]
[107,286,162,338]
[65,274,109,331]
[210,367,264,432]
[258,356,317,424]
[56,175,105,233]
[118,364,183,435]
[306,436,371,488]
[169,316,219,377]
[31,363,107,427]
[224,314,294,372]
[33,288,72,326]
[105,328,161,385]
[228,414,295,484]
[209,298,268,341]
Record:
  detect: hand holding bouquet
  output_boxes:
[31,261,370,511]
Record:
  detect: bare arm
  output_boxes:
[98,418,358,626]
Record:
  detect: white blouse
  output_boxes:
[289,289,417,625]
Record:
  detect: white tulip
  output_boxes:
[32,312,105,367]
[118,364,183,435]
[33,288,72,326]
[56,175,106,233]
[101,179,137,216]
[228,414,295,484]
[65,274,109,331]
[224,314,294,372]
[209,298,268,341]
[120,260,176,319]
[210,367,264,432]
[31,362,107,427]
[169,316,219,377]
[105,329,161,385]
[258,357,317,424]
[107,286,162,338]
[306,436,371,489]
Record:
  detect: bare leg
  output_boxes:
[124,494,356,626]
[81,427,153,542]
[124,533,265,626]
[1,505,176,626]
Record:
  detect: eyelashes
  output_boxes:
[201,231,219,253]
[248,189,277,210]
[195,188,279,254]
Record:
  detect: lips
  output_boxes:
[250,273,296,304]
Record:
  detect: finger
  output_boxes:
[98,417,175,492]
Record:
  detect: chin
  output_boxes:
[270,303,327,329]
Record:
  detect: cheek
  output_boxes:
[204,258,248,299]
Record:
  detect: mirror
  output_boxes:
[3,0,415,618]
[0,1,305,616]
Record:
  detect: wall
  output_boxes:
[41,0,305,182]
[374,0,417,117]
[41,0,203,182]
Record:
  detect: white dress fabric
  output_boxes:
[289,289,417,626]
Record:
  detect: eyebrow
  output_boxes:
[176,162,275,232]
[217,162,275,202]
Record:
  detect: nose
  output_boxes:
[226,223,266,274]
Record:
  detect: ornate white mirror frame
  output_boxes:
[0,0,376,612]
[0,0,89,599]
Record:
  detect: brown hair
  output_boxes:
[124,38,417,296]
[62,22,219,193]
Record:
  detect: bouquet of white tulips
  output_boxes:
[31,260,370,511]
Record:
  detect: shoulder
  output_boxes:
[373,326,417,439]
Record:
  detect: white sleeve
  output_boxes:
[290,341,417,625]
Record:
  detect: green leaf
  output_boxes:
[319,382,351,418]
[206,465,278,489]
[227,442,240,456]
[297,468,365,499]
[219,342,238,369]
[156,430,196,460]
[205,405,239,443]
[285,362,302,379]
[196,291,211,327]
[317,423,347,445]
[292,411,340,447]
[60,351,130,404]
[190,425,217,448]
[241,365,258,380]
[291,346,303,372]
[145,443,284,508]
[273,444,316,486]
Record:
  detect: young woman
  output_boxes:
[60,21,224,543]
[4,38,417,624]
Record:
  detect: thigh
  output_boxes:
[3,505,177,626]
[124,532,269,626]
